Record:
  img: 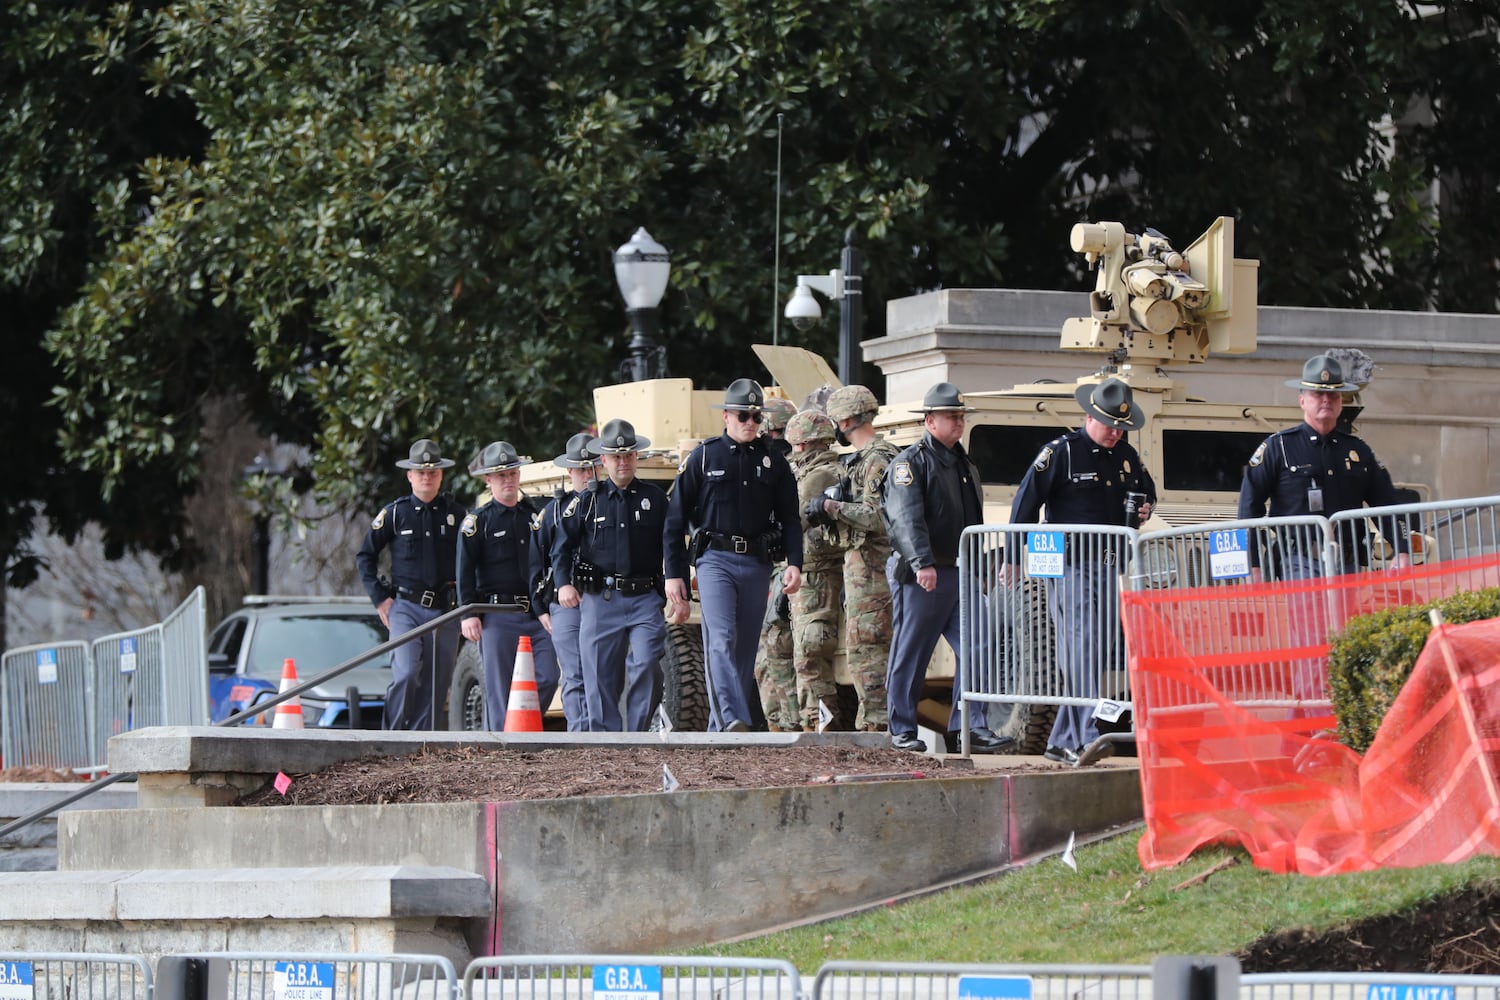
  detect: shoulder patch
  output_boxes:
[563,494,581,518]
[891,461,914,487]
[461,513,477,536]
[1249,441,1267,468]
[531,510,543,530]
[371,506,387,530]
[1034,446,1053,472]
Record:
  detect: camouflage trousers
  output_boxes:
[844,543,891,730]
[792,558,842,729]
[753,563,800,730]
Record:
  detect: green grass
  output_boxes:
[695,830,1500,969]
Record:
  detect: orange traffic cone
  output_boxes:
[272,657,304,730]
[503,636,544,733]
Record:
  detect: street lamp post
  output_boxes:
[242,453,289,596]
[783,229,863,386]
[613,227,673,383]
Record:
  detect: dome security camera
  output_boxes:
[784,284,823,331]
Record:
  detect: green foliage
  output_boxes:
[1328,587,1500,753]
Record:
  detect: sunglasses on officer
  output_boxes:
[733,410,764,424]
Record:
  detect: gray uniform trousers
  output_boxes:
[548,601,588,731]
[884,559,988,738]
[1044,560,1119,751]
[385,598,461,731]
[696,548,772,731]
[480,611,559,731]
[580,590,666,731]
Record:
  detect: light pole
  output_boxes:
[242,452,289,596]
[783,229,863,386]
[613,227,672,383]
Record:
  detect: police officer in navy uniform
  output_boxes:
[1239,354,1412,580]
[882,383,1010,754]
[665,378,804,732]
[531,432,600,732]
[554,419,688,731]
[456,440,559,731]
[1008,378,1156,765]
[356,438,467,731]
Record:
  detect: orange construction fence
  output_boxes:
[1122,552,1500,875]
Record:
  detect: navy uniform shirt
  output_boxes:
[555,478,671,583]
[356,492,467,604]
[1010,428,1156,528]
[455,495,545,606]
[664,433,804,579]
[531,488,573,603]
[1238,421,1407,564]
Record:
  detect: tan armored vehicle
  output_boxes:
[450,217,1418,744]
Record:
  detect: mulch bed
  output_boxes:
[233,744,1043,807]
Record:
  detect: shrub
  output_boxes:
[1327,588,1500,753]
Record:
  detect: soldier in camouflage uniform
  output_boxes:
[752,396,802,730]
[813,385,897,731]
[786,410,846,729]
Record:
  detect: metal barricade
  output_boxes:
[160,585,209,728]
[1328,494,1500,600]
[90,587,208,769]
[464,956,800,1000]
[0,951,152,1000]
[89,626,163,765]
[164,952,457,1000]
[0,641,94,771]
[812,960,1154,1000]
[1241,972,1500,1000]
[958,523,1138,734]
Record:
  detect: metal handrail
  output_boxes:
[0,600,519,841]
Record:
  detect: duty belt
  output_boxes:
[483,593,531,613]
[601,575,660,597]
[396,583,456,609]
[705,532,772,560]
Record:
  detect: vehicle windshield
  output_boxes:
[248,614,390,676]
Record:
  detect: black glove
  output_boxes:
[803,495,830,527]
[775,592,791,621]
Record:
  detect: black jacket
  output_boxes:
[881,431,984,572]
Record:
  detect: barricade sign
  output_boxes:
[0,962,31,1000]
[1024,532,1064,578]
[274,961,334,1000]
[1207,528,1250,581]
[593,965,662,1000]
[958,975,1032,1000]
[36,650,58,685]
[468,956,799,1000]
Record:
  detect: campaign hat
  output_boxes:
[588,418,651,454]
[912,382,974,413]
[395,439,455,470]
[468,441,528,476]
[713,377,766,412]
[1075,378,1145,430]
[1286,354,1358,392]
[553,433,600,469]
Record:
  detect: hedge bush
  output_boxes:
[1327,588,1500,753]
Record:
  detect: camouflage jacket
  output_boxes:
[793,448,846,567]
[835,434,899,554]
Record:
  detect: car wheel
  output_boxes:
[448,641,486,731]
[655,622,709,732]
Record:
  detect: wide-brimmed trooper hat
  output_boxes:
[712,377,766,412]
[912,382,975,414]
[1075,378,1144,430]
[1286,354,1358,392]
[468,441,528,476]
[553,432,600,469]
[395,439,455,470]
[587,418,651,455]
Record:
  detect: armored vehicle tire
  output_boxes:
[657,622,709,731]
[448,640,486,731]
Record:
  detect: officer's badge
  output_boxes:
[1034,446,1053,472]
[762,456,771,469]
[461,513,477,537]
[1249,442,1267,468]
[371,507,387,530]
[1123,459,1132,474]
[641,498,651,510]
[1350,449,1360,462]
[891,462,913,487]
[447,513,456,526]
[563,495,581,518]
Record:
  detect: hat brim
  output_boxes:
[712,404,764,412]
[1075,384,1144,431]
[911,404,976,414]
[587,435,651,455]
[553,455,600,468]
[1286,378,1358,392]
[396,458,455,470]
[470,461,525,476]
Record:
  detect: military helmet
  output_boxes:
[826,385,879,423]
[761,397,799,432]
[785,411,836,445]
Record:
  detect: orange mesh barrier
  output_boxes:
[1122,553,1500,875]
